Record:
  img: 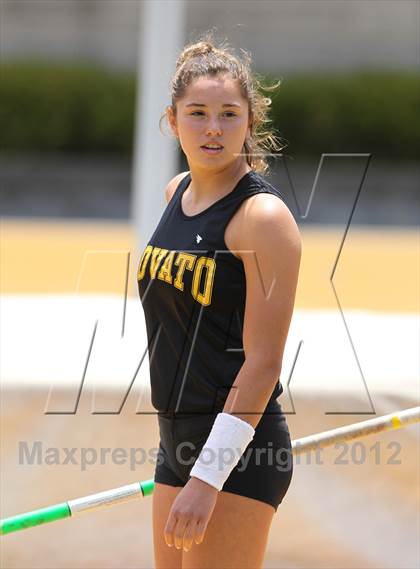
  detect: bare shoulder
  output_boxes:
[241,192,298,232]
[226,192,301,260]
[164,171,190,204]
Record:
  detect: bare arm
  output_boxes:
[222,194,302,429]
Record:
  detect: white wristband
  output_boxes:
[189,412,255,491]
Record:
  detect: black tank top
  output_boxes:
[137,169,286,417]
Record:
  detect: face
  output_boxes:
[167,74,251,169]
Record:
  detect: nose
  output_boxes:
[206,118,222,136]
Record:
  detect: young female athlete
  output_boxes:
[137,34,301,569]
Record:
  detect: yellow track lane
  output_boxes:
[1,219,418,311]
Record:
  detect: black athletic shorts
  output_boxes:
[154,402,293,512]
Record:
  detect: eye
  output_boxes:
[189,111,237,117]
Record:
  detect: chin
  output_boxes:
[190,154,227,168]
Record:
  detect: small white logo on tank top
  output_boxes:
[196,234,203,243]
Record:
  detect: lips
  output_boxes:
[201,144,224,149]
[200,145,224,155]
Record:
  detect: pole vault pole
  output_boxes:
[1,406,419,536]
[292,404,420,455]
[0,479,155,536]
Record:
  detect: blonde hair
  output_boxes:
[160,32,286,175]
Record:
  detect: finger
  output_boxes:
[163,512,178,547]
[182,521,196,552]
[173,517,188,550]
[194,518,208,545]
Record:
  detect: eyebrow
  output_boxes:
[185,103,241,108]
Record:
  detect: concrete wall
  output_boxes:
[1,0,418,72]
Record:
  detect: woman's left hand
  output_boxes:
[164,476,219,552]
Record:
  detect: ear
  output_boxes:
[167,106,179,138]
[246,123,252,143]
[247,115,253,139]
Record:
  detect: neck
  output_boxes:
[186,159,251,205]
